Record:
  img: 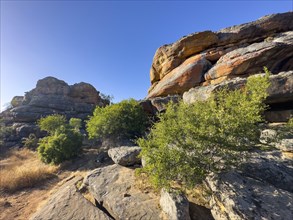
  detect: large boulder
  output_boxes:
[183,71,293,122]
[30,176,112,220]
[83,164,162,219]
[206,151,293,220]
[108,146,141,166]
[204,32,293,83]
[160,189,191,220]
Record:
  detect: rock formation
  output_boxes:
[146,12,293,122]
[0,76,108,148]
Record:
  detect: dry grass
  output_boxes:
[0,148,58,193]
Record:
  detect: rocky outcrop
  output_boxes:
[149,12,293,97]
[146,12,293,122]
[82,164,162,219]
[9,76,107,123]
[206,150,293,220]
[108,146,141,166]
[30,176,112,220]
[182,71,293,122]
[0,76,108,148]
[160,189,191,220]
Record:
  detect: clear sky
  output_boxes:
[1,0,292,110]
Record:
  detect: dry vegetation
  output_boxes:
[0,148,58,193]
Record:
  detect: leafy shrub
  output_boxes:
[37,115,83,164]
[86,99,148,141]
[38,126,82,164]
[69,118,82,131]
[138,71,270,189]
[38,114,66,134]
[22,133,39,149]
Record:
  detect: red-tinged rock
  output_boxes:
[150,31,218,84]
[148,55,212,98]
[204,31,293,81]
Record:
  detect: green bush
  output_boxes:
[37,115,83,164]
[38,115,66,134]
[69,118,82,131]
[138,71,270,189]
[38,126,82,164]
[86,99,148,141]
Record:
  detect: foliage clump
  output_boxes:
[22,133,39,149]
[37,115,82,164]
[86,99,148,141]
[138,70,271,189]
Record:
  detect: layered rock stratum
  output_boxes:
[146,12,293,122]
[0,76,108,148]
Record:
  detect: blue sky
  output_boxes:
[1,1,292,110]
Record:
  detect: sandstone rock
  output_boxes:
[140,95,181,115]
[148,55,212,98]
[160,188,191,220]
[217,12,293,45]
[30,176,112,220]
[149,12,293,98]
[204,32,293,81]
[266,70,293,104]
[260,129,278,144]
[151,95,181,112]
[276,139,293,152]
[12,76,106,122]
[206,151,293,220]
[83,164,162,219]
[183,71,293,106]
[151,31,218,84]
[108,146,141,166]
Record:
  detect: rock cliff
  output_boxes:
[0,76,108,148]
[146,12,293,122]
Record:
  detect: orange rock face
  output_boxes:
[147,55,211,98]
[147,12,293,98]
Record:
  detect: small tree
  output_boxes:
[138,70,270,189]
[86,99,148,141]
[38,115,66,134]
[37,115,83,164]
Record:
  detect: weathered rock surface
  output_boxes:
[140,95,181,115]
[148,12,293,99]
[147,12,293,121]
[30,176,112,220]
[83,164,162,219]
[183,71,293,122]
[0,76,108,147]
[260,129,278,144]
[206,151,293,220]
[108,146,141,166]
[160,189,191,220]
[204,32,293,82]
[9,76,107,123]
[148,55,212,98]
[276,139,293,153]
